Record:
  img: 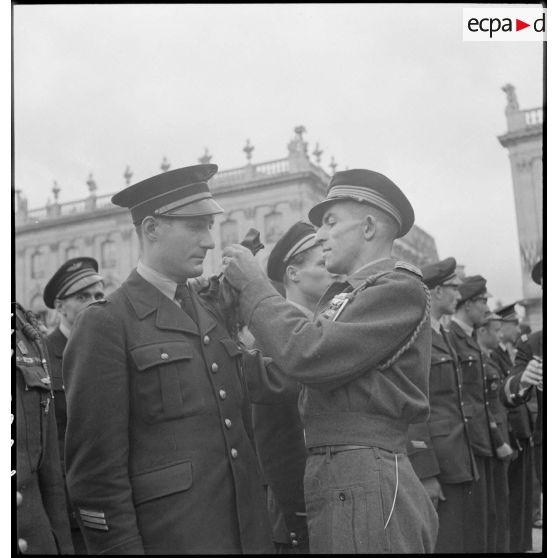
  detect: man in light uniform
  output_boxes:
[223,168,438,553]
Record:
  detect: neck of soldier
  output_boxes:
[346,242,393,276]
[285,285,319,313]
[453,307,474,329]
[141,248,186,284]
[430,300,446,322]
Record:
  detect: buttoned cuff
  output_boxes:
[239,277,284,326]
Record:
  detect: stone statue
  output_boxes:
[502,83,519,112]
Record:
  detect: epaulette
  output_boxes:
[394,260,423,278]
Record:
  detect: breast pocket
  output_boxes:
[430,356,456,395]
[459,353,480,386]
[131,341,209,424]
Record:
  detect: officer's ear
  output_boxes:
[431,285,442,300]
[54,298,63,312]
[362,214,377,240]
[285,264,299,284]
[141,216,160,243]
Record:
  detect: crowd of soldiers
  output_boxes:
[15,164,544,554]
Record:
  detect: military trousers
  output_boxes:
[508,442,533,552]
[303,447,438,554]
[434,481,475,553]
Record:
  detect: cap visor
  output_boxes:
[164,197,224,217]
[308,199,338,227]
[62,274,104,298]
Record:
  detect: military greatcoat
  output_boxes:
[406,327,477,553]
[15,303,74,555]
[240,258,438,554]
[63,270,273,555]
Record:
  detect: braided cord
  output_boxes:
[378,280,431,371]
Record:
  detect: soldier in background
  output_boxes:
[14,302,74,554]
[492,303,535,552]
[42,257,105,554]
[406,257,478,553]
[448,276,498,553]
[252,221,334,553]
[476,314,513,553]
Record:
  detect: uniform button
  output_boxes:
[203,335,210,345]
[231,448,238,459]
[464,418,468,422]
[460,402,464,406]
[161,352,169,360]
[441,358,446,361]
[211,362,219,373]
[458,384,462,389]
[219,389,227,400]
[225,418,232,429]
[339,492,346,501]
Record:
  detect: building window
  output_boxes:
[220,219,239,249]
[264,212,283,244]
[101,239,117,268]
[30,251,45,279]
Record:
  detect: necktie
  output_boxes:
[175,283,196,319]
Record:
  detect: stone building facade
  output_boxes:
[15,127,439,326]
[498,85,543,330]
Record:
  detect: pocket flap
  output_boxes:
[130,341,192,371]
[428,419,451,437]
[132,460,193,505]
[431,355,452,366]
[459,353,479,366]
[220,338,242,357]
[17,364,51,391]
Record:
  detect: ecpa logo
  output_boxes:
[463,8,546,42]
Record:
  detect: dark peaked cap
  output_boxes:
[531,259,542,285]
[495,302,519,322]
[308,168,415,237]
[422,257,457,289]
[267,221,317,283]
[112,164,223,225]
[458,275,490,303]
[43,257,103,309]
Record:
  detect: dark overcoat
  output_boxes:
[239,258,438,553]
[15,304,74,555]
[63,271,273,555]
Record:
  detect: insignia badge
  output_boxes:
[411,440,428,449]
[17,340,29,355]
[40,377,51,385]
[23,357,34,364]
[66,262,83,272]
[322,292,352,322]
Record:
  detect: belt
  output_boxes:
[308,444,372,455]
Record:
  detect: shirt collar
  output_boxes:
[452,316,474,337]
[136,259,179,302]
[430,316,442,334]
[288,299,313,318]
[59,322,71,339]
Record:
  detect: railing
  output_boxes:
[523,107,543,127]
[17,156,325,227]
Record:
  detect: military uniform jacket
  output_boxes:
[44,327,67,465]
[407,327,476,484]
[240,258,431,453]
[492,345,533,443]
[63,271,273,555]
[484,355,510,449]
[512,331,543,447]
[448,322,495,457]
[15,304,74,555]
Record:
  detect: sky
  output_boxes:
[12,3,544,305]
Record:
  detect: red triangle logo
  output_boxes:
[516,19,530,31]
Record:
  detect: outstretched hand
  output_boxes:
[222,244,269,292]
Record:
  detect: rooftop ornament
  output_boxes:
[86,173,97,194]
[243,139,254,163]
[312,143,323,164]
[161,156,171,173]
[124,165,133,186]
[198,148,212,164]
[52,181,60,202]
[329,156,337,175]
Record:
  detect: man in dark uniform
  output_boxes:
[223,168,438,553]
[509,260,543,488]
[63,164,274,554]
[448,275,500,553]
[491,302,535,552]
[14,302,74,554]
[476,314,513,553]
[252,221,334,553]
[405,257,478,553]
[43,257,104,553]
